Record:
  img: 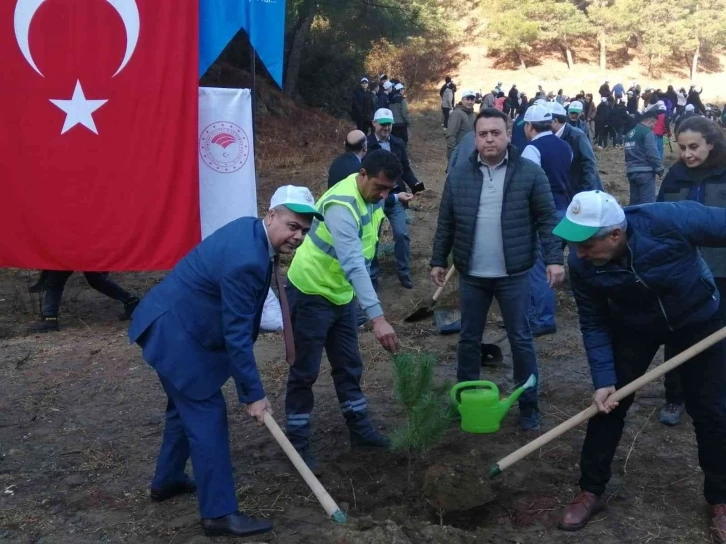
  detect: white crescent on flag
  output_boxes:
[13,0,140,78]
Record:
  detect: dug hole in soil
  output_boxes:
[0,107,714,543]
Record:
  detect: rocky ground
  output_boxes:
[0,109,713,543]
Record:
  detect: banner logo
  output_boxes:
[199,121,250,173]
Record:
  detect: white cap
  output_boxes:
[685,103,695,112]
[373,108,394,124]
[461,89,476,98]
[549,102,567,117]
[382,81,393,91]
[360,77,369,83]
[553,190,625,242]
[569,100,583,113]
[497,81,503,85]
[601,97,608,103]
[394,83,405,91]
[656,100,666,111]
[270,186,323,220]
[533,98,547,106]
[523,104,553,123]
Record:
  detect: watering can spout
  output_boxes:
[499,374,537,416]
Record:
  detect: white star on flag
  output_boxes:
[50,81,108,135]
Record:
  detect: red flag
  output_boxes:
[0,0,199,270]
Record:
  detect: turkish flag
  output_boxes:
[0,0,199,270]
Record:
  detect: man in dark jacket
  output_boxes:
[688,85,706,114]
[626,91,639,115]
[431,108,565,431]
[550,103,603,195]
[554,193,726,541]
[368,108,424,288]
[599,81,611,98]
[351,77,373,133]
[327,130,367,189]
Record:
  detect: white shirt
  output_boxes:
[555,124,565,138]
[520,132,550,166]
[376,136,391,152]
[261,221,278,259]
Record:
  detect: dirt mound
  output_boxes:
[331,518,496,544]
[423,463,496,512]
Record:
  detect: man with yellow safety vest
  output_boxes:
[284,149,403,475]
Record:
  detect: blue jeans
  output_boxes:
[656,135,664,159]
[529,211,565,332]
[458,273,539,407]
[285,285,375,452]
[370,198,411,282]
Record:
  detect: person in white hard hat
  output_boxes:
[554,191,726,541]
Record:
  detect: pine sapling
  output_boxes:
[390,352,450,487]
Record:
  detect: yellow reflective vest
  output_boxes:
[287,173,384,305]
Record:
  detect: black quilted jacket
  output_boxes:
[431,144,563,275]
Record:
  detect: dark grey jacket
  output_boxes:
[432,143,563,275]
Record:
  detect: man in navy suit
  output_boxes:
[327,129,367,189]
[129,186,321,538]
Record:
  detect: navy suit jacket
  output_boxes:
[327,152,362,189]
[129,217,272,403]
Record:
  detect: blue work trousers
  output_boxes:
[285,285,375,452]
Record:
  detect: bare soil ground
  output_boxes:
[0,108,714,543]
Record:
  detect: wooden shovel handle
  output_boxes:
[432,265,457,302]
[263,412,346,523]
[490,324,726,477]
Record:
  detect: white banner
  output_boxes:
[198,87,282,331]
[198,87,257,238]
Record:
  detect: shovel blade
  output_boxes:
[404,300,436,322]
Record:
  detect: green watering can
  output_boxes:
[450,375,537,433]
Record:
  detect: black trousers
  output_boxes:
[665,277,726,404]
[441,108,451,128]
[595,122,609,147]
[42,271,134,316]
[579,314,726,504]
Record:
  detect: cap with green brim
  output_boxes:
[270,185,325,221]
[285,203,324,221]
[553,217,601,242]
[553,190,625,243]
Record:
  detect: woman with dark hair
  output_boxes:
[656,115,726,427]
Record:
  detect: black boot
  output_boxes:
[119,297,140,321]
[27,315,59,333]
[350,427,391,450]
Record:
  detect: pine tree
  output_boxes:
[390,352,450,487]
[485,0,541,69]
[535,1,594,69]
[586,0,640,72]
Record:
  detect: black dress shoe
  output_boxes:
[27,316,59,333]
[201,511,273,538]
[150,478,196,502]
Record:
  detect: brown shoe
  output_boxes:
[558,491,604,531]
[712,504,726,543]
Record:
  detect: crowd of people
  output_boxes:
[24,72,726,540]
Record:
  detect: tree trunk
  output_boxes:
[565,46,574,69]
[691,43,700,82]
[599,35,606,71]
[283,0,317,96]
[516,50,527,69]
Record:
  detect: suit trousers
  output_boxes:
[151,375,237,519]
[579,315,726,504]
[285,285,374,452]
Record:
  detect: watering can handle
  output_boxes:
[450,380,497,405]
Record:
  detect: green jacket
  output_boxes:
[624,123,664,175]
